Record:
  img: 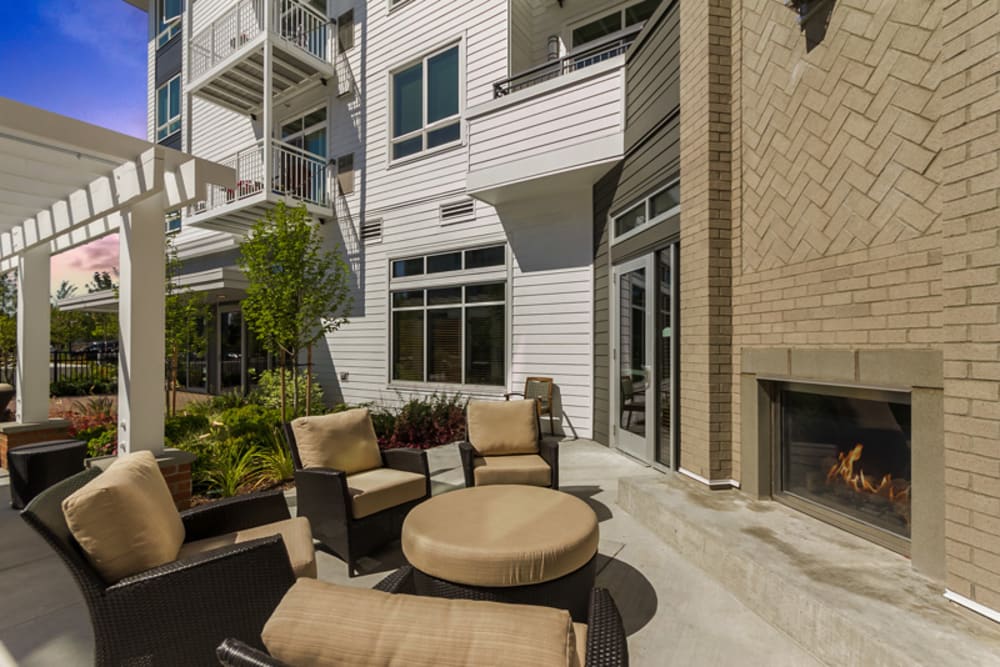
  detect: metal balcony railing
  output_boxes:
[492,25,642,98]
[190,0,329,81]
[193,139,328,215]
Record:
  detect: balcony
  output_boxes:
[185,138,329,234]
[189,0,334,115]
[465,31,636,205]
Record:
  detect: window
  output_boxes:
[338,10,354,52]
[390,245,506,386]
[165,211,182,234]
[391,243,504,278]
[391,44,461,160]
[158,0,183,47]
[280,107,327,157]
[337,154,354,195]
[571,0,660,48]
[156,76,181,141]
[612,180,680,240]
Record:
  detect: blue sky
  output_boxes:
[0,1,148,290]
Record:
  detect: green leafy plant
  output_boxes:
[196,437,265,498]
[164,238,210,416]
[253,429,295,487]
[239,202,353,421]
[164,413,210,446]
[251,369,324,418]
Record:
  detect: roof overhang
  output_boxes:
[0,97,235,271]
[57,266,248,313]
[122,0,148,11]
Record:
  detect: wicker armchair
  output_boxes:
[282,414,431,577]
[458,399,559,490]
[216,566,629,666]
[21,468,299,667]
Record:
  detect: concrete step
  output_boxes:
[618,474,1000,667]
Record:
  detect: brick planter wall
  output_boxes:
[0,420,72,469]
[160,461,193,510]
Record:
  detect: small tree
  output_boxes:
[85,270,118,294]
[164,238,209,416]
[239,202,352,421]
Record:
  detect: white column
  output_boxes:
[15,246,50,424]
[117,197,166,455]
[262,38,274,192]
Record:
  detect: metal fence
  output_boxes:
[0,350,119,391]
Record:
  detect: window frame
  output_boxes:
[336,153,354,195]
[279,104,328,157]
[155,75,182,142]
[387,40,464,165]
[337,9,354,52]
[387,243,508,389]
[611,178,681,245]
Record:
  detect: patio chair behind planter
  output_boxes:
[21,469,299,667]
[282,407,432,576]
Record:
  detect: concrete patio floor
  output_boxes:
[0,440,822,666]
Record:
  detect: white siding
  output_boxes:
[509,0,535,75]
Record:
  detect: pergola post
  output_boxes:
[117,197,166,456]
[15,245,50,424]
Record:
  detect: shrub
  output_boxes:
[216,404,281,446]
[253,429,295,487]
[251,369,324,418]
[184,390,251,417]
[194,436,266,498]
[164,413,210,446]
[367,393,466,450]
[62,398,118,457]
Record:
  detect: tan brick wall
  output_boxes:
[679,0,734,481]
[938,0,1000,612]
[731,0,945,482]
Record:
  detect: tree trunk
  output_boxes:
[170,351,179,417]
[292,349,300,418]
[279,350,287,423]
[305,344,313,417]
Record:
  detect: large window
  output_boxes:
[391,44,461,161]
[158,0,183,47]
[390,244,506,386]
[571,0,660,48]
[156,75,181,141]
[612,179,680,241]
[280,107,327,157]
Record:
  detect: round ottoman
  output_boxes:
[402,485,599,620]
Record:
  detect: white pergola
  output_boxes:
[0,97,235,455]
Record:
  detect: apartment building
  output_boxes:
[127,0,1000,630]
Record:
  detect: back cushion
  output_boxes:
[263,578,580,667]
[467,399,539,456]
[62,451,185,583]
[291,408,383,474]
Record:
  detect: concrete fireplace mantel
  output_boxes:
[739,347,945,581]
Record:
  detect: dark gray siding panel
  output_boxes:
[625,0,680,152]
[592,0,681,447]
[155,35,183,87]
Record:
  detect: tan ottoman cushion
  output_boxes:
[347,467,426,519]
[467,399,538,455]
[402,486,599,587]
[473,454,551,487]
[62,451,185,583]
[262,578,581,667]
[574,623,588,666]
[291,408,383,474]
[178,516,317,579]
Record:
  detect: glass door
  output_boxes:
[655,244,678,470]
[218,306,244,393]
[613,255,655,462]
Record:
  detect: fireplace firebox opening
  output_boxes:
[773,381,912,553]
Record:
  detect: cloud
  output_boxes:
[54,234,120,274]
[40,1,146,72]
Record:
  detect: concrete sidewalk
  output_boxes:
[0,440,821,666]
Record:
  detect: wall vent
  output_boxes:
[439,199,475,225]
[360,218,382,243]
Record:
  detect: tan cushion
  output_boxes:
[178,516,317,579]
[347,467,426,519]
[574,623,587,667]
[62,451,185,583]
[473,454,551,487]
[291,408,383,474]
[402,486,599,587]
[467,399,539,455]
[262,578,581,667]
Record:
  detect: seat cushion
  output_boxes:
[574,623,587,666]
[467,399,539,456]
[178,516,317,579]
[61,451,185,583]
[262,578,581,667]
[347,467,427,519]
[402,486,599,587]
[473,454,551,487]
[291,408,383,474]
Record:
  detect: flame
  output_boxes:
[826,443,910,508]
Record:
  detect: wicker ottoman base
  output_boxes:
[410,554,597,622]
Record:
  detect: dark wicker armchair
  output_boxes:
[216,566,629,666]
[282,419,431,576]
[21,468,298,667]
[459,399,559,490]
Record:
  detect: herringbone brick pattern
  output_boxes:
[740,1,943,272]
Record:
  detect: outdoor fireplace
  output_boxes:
[777,382,912,547]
